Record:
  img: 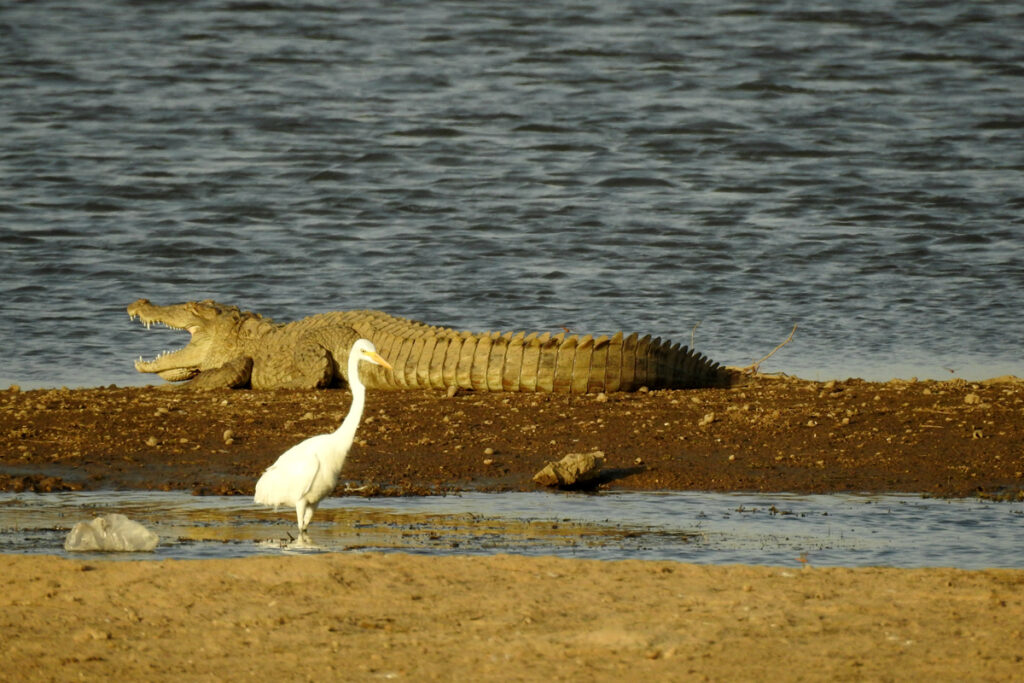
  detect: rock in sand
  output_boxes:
[532,450,605,488]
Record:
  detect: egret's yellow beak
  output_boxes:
[363,349,393,370]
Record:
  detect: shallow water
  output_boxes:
[2,490,1021,569]
[2,1,1023,389]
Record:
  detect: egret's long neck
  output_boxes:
[336,380,366,440]
[329,352,368,469]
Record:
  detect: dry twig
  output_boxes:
[737,324,798,375]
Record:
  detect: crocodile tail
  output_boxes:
[502,332,526,391]
[468,328,735,393]
[367,318,736,392]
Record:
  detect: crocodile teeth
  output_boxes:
[132,317,184,332]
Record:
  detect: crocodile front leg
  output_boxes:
[174,357,253,390]
[252,326,362,389]
[252,342,332,389]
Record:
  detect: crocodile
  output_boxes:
[127,298,737,392]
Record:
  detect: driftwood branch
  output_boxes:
[737,324,797,375]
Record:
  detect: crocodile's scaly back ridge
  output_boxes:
[311,311,735,392]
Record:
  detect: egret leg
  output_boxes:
[296,500,308,533]
[288,502,318,547]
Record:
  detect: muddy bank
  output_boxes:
[1,375,1022,498]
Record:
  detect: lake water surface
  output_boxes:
[2,1,1022,388]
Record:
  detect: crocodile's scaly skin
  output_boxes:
[128,299,736,391]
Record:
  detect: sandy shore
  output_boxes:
[0,553,1021,681]
[2,377,1023,679]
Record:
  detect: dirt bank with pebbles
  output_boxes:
[2,375,1021,498]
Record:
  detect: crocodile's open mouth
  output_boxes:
[129,313,200,380]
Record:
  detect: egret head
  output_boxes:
[352,338,393,371]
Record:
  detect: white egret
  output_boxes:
[254,338,392,541]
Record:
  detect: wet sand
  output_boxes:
[2,376,1023,679]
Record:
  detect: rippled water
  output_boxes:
[2,1,1022,388]
[2,491,1022,568]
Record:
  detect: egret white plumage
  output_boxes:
[253,338,392,541]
